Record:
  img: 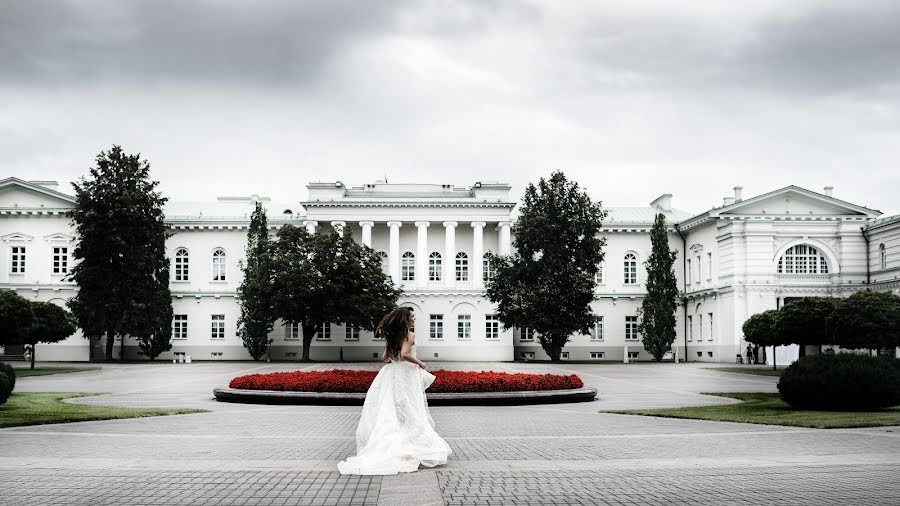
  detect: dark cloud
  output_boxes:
[0,0,408,86]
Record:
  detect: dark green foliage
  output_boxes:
[0,290,35,345]
[0,372,11,406]
[237,203,275,360]
[777,353,900,411]
[775,297,838,349]
[0,362,15,391]
[26,302,78,369]
[67,146,173,360]
[827,290,900,350]
[485,172,607,361]
[638,214,679,361]
[270,225,401,361]
[742,310,782,348]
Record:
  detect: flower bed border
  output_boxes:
[212,386,597,406]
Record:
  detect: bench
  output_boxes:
[0,354,26,362]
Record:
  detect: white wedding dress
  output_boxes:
[337,347,452,475]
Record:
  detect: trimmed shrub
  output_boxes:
[0,372,11,406]
[777,353,900,411]
[0,362,15,391]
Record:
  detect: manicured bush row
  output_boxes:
[777,353,900,411]
[0,362,15,391]
[229,369,584,393]
[0,373,12,406]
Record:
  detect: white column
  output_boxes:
[471,221,485,288]
[415,221,429,287]
[443,221,457,288]
[359,221,374,247]
[387,221,402,285]
[303,220,317,234]
[330,221,346,234]
[498,221,512,256]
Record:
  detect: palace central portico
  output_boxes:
[1,176,898,364]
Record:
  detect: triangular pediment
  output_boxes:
[0,178,75,209]
[711,186,880,218]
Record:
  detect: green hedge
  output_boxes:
[0,362,15,391]
[0,372,11,406]
[777,353,900,411]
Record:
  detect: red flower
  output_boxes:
[229,369,583,393]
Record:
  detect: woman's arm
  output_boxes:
[400,333,427,369]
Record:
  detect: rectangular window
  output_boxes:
[401,254,415,282]
[318,323,331,341]
[285,322,300,340]
[521,351,535,360]
[210,314,225,340]
[521,327,535,341]
[173,315,188,339]
[625,316,638,341]
[456,255,469,281]
[591,317,604,341]
[686,259,691,286]
[560,351,569,360]
[628,351,639,360]
[708,313,714,341]
[590,352,605,360]
[706,252,713,280]
[595,262,605,285]
[457,314,471,339]
[698,314,703,342]
[429,255,442,281]
[687,315,693,342]
[483,258,493,282]
[10,246,25,274]
[485,314,500,340]
[345,324,359,341]
[52,246,68,274]
[429,315,444,339]
[695,255,702,283]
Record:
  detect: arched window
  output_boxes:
[429,252,442,281]
[623,252,638,285]
[211,248,226,281]
[483,257,493,282]
[880,243,887,270]
[777,245,829,274]
[401,251,415,281]
[455,252,469,281]
[174,248,189,281]
[377,250,388,272]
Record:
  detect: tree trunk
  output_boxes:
[772,345,777,371]
[30,343,35,369]
[301,323,317,362]
[120,333,125,361]
[548,338,561,362]
[105,329,115,361]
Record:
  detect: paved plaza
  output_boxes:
[2,361,899,505]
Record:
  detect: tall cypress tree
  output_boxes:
[237,202,275,360]
[637,213,679,361]
[68,145,172,361]
[485,171,606,361]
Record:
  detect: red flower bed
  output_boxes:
[229,369,583,393]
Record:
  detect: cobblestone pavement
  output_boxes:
[2,362,898,505]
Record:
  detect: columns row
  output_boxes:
[301,219,513,287]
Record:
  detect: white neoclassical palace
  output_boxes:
[1,177,899,364]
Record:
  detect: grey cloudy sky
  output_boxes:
[2,0,899,214]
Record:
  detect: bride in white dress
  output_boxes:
[337,306,452,475]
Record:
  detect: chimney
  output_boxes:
[733,186,743,203]
[824,186,834,197]
[650,193,673,213]
[723,196,735,206]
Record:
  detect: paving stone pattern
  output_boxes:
[2,362,899,505]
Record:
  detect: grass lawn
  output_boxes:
[11,367,101,377]
[705,367,786,377]
[604,392,900,429]
[0,392,207,428]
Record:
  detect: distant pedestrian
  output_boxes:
[745,344,753,365]
[752,345,760,364]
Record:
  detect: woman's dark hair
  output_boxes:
[377,306,414,360]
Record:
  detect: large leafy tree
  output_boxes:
[270,225,401,361]
[0,290,35,347]
[25,302,78,369]
[485,171,607,361]
[775,297,838,354]
[637,213,679,361]
[67,145,173,361]
[828,290,900,352]
[237,202,276,360]
[742,309,783,370]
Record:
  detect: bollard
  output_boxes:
[623,345,629,364]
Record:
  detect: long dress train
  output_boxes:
[337,349,452,475]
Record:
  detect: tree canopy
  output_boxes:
[742,309,781,348]
[775,297,838,349]
[67,145,172,361]
[828,290,900,350]
[26,301,78,368]
[637,213,679,361]
[270,225,400,361]
[485,171,607,361]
